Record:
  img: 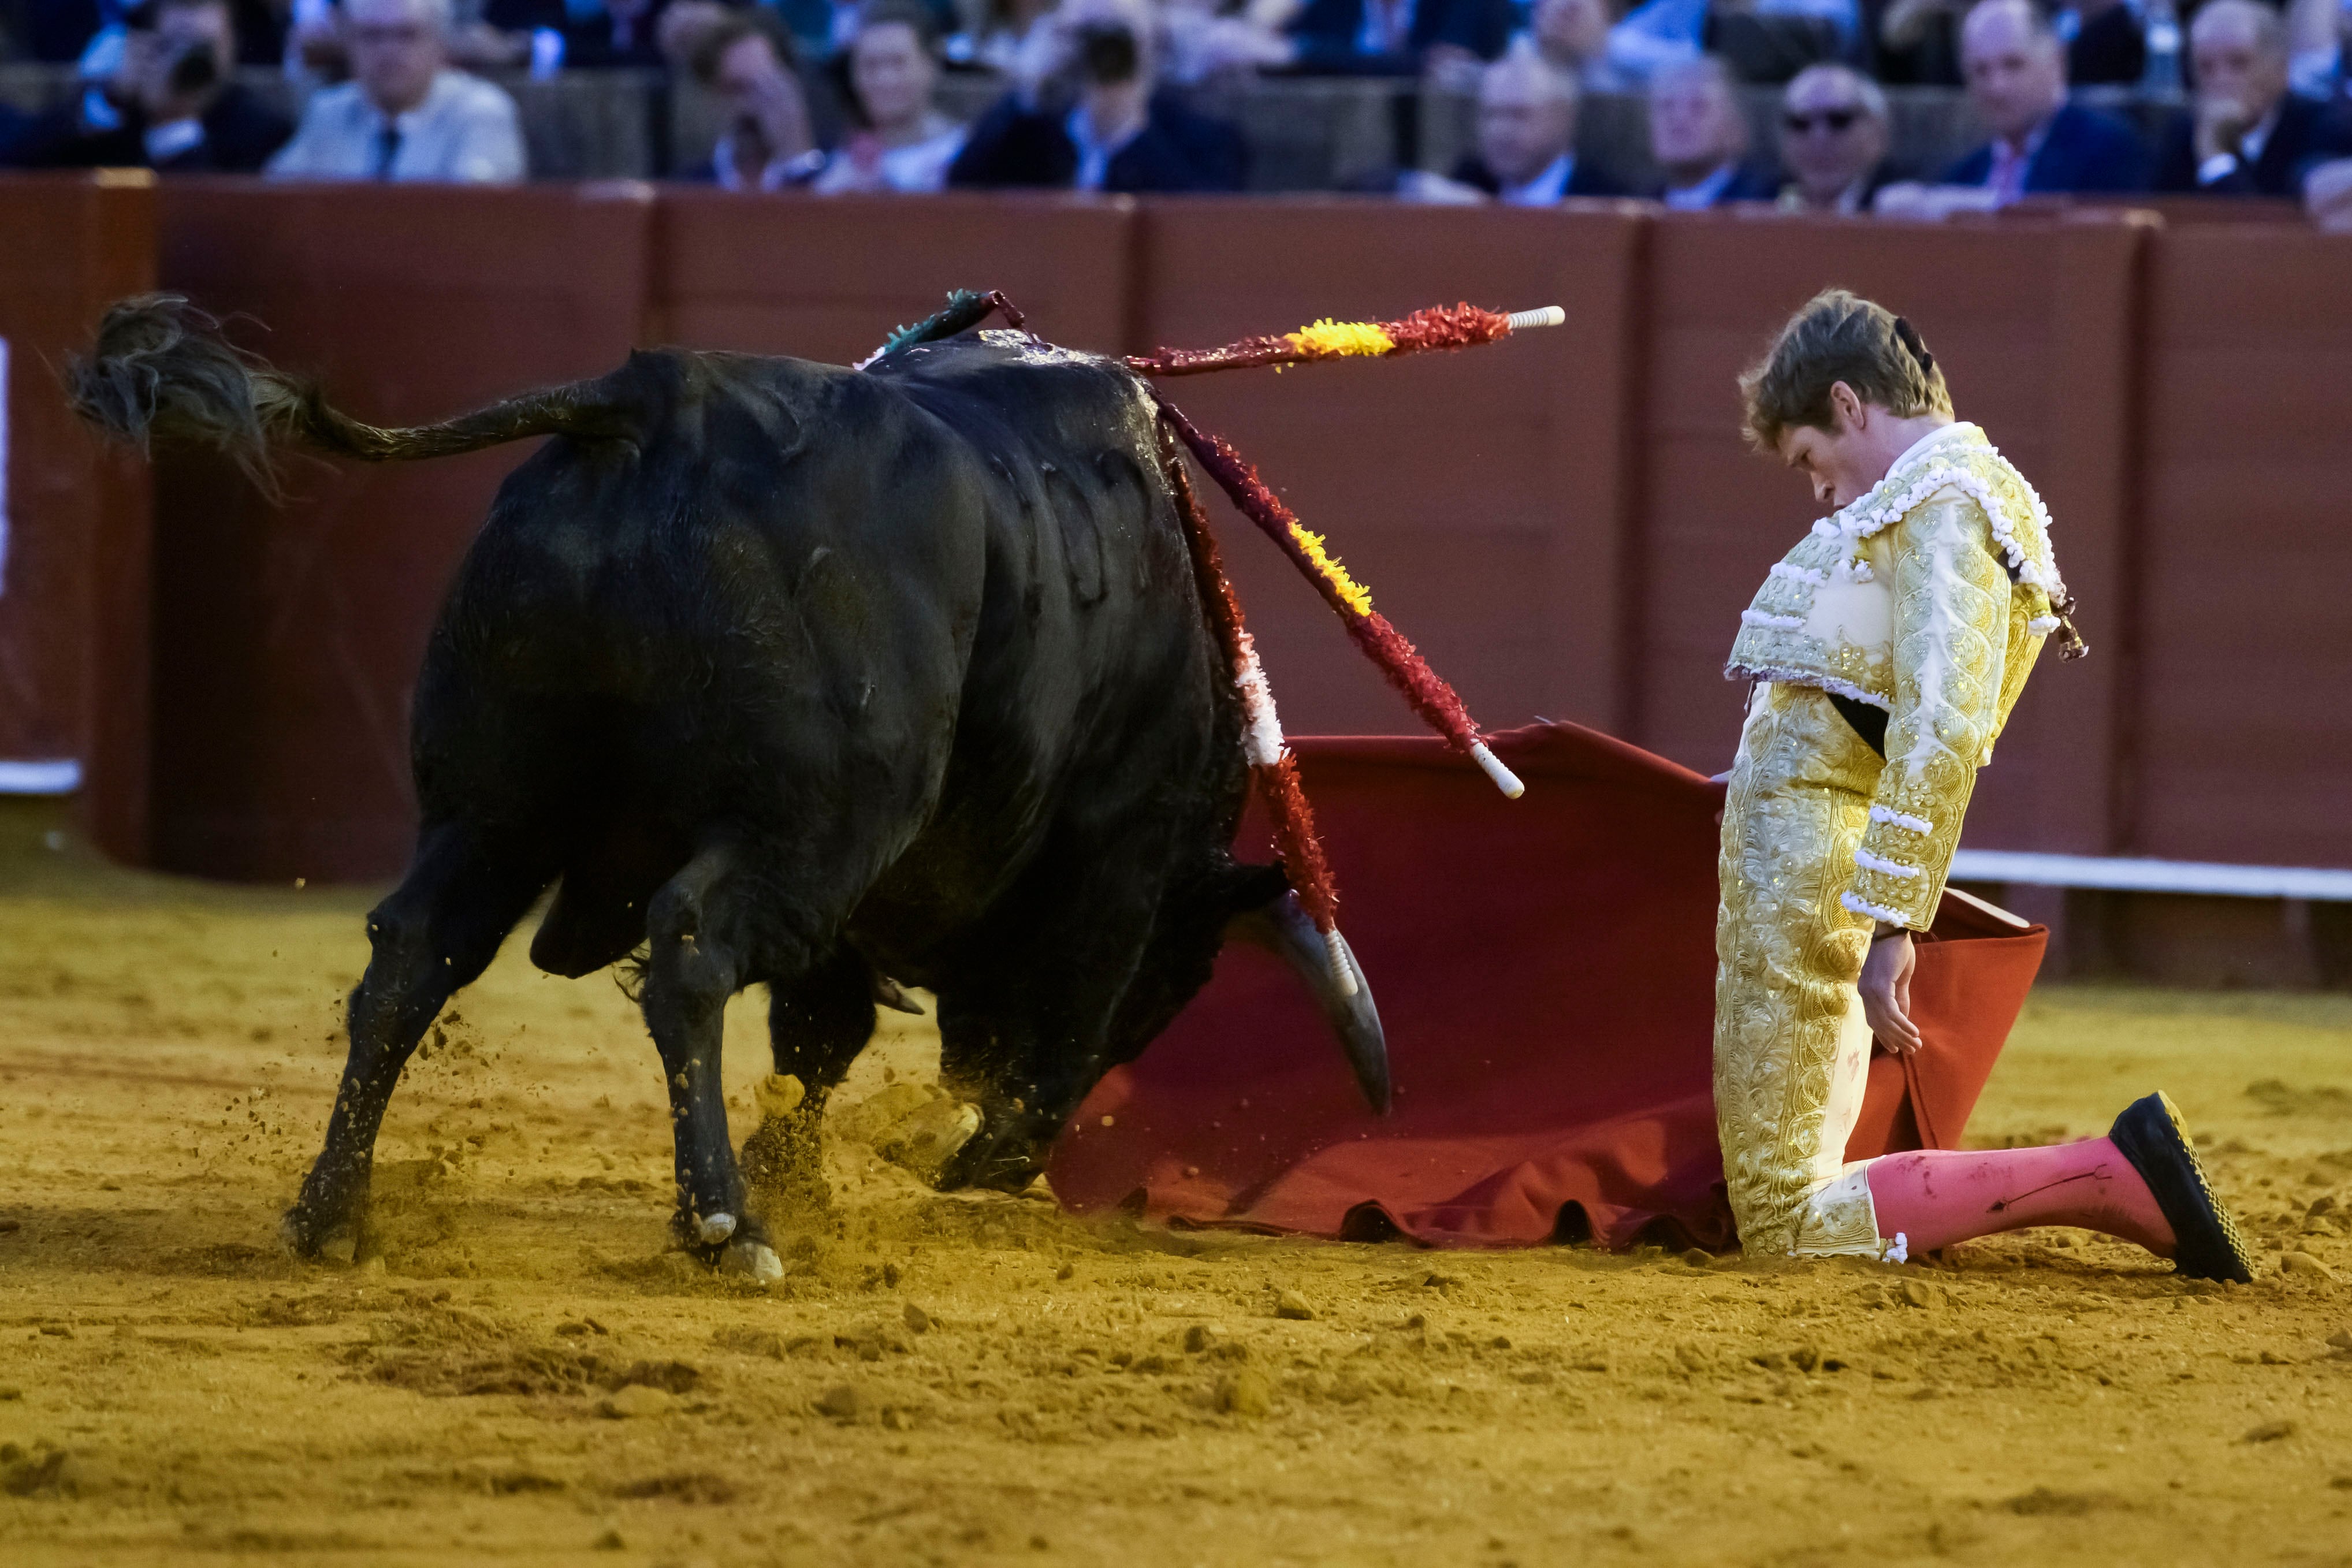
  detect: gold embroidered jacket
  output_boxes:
[1723,424,2067,930]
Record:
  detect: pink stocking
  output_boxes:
[1865,1138,2178,1257]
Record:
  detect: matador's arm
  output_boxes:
[1841,493,2014,931]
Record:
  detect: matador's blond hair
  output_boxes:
[1739,289,1953,452]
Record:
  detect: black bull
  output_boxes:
[71,297,1385,1277]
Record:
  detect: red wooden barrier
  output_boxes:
[0,172,157,861]
[68,186,2346,891]
[647,189,1134,363]
[150,180,653,881]
[2135,225,2352,867]
[1632,209,2148,857]
[1132,196,1648,742]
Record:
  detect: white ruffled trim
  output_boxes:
[1234,635,1284,769]
[1769,562,1829,586]
[1841,891,1911,924]
[2026,614,2061,636]
[1868,804,1933,835]
[1855,848,1923,879]
[1721,666,1891,712]
[1883,1232,1910,1265]
[1826,432,2063,599]
[1740,609,1807,631]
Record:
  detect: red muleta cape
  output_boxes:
[1048,721,2045,1252]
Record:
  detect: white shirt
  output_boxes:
[1662,161,1738,209]
[1066,104,1145,192]
[712,137,824,192]
[1356,0,1419,55]
[2198,102,2283,185]
[813,121,968,195]
[144,117,207,164]
[1498,153,1576,206]
[267,70,526,184]
[1889,420,1973,474]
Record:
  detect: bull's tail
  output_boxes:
[68,294,633,494]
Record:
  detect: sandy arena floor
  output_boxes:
[3,803,2350,1567]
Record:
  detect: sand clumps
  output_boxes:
[833,1080,982,1183]
[7,837,2352,1565]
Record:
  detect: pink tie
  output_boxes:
[1988,139,2030,204]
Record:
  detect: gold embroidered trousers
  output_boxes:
[1713,681,1886,1258]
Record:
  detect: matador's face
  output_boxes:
[1777,420,1871,509]
[1776,383,1923,509]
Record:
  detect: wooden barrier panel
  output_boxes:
[1133,197,1649,743]
[647,189,1134,364]
[2135,225,2352,867]
[1633,210,2146,856]
[150,180,653,881]
[0,172,157,861]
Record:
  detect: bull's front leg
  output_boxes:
[930,871,1163,1194]
[285,824,546,1260]
[640,842,785,1282]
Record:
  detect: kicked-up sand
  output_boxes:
[2,804,2349,1567]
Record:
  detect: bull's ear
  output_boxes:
[1226,891,1390,1115]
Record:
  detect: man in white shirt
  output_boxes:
[267,0,526,183]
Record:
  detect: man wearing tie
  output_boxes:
[1939,0,2148,200]
[268,0,526,183]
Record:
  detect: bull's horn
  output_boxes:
[871,974,925,1015]
[1229,892,1390,1115]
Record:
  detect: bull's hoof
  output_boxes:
[722,1239,785,1283]
[280,1203,360,1265]
[674,1204,775,1275]
[932,1120,1045,1194]
[876,1098,982,1186]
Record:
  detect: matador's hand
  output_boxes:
[1860,928,1921,1056]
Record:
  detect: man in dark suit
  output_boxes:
[1941,0,2149,196]
[2153,0,2352,195]
[948,0,1244,192]
[1439,44,1623,201]
[2058,0,2145,85]
[0,0,291,172]
[1648,53,1777,207]
[1283,0,1519,76]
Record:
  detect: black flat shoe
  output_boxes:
[2108,1090,2256,1284]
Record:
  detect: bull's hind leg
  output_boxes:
[932,852,1170,1193]
[285,823,547,1259]
[638,839,791,1280]
[739,949,877,1220]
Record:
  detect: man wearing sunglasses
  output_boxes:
[1775,62,1897,212]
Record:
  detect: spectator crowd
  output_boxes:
[2,0,2348,224]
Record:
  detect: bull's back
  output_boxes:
[410,348,992,833]
[855,337,1239,930]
